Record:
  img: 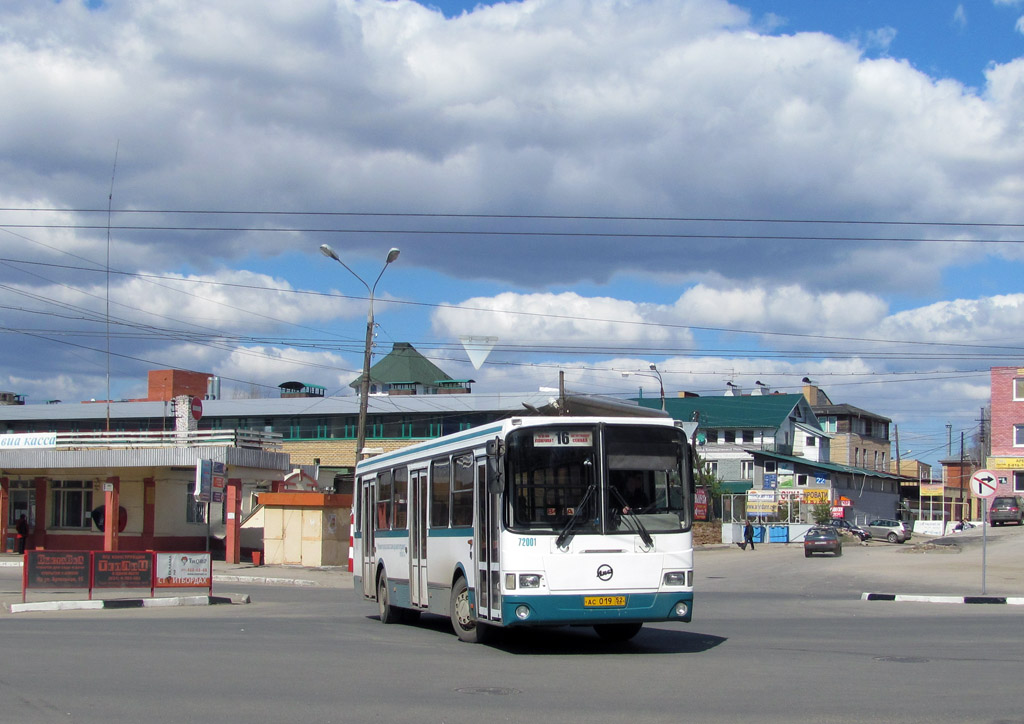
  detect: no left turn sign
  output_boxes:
[969,469,999,498]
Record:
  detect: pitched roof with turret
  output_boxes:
[350,342,453,389]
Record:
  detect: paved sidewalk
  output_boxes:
[0,553,353,614]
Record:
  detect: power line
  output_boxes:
[2,222,1022,245]
[4,207,1024,229]
[5,256,1024,354]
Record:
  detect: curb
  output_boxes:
[6,593,250,614]
[863,592,1024,605]
[213,574,319,587]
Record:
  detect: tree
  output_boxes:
[693,452,724,521]
[811,502,833,524]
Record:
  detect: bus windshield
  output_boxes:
[507,424,691,535]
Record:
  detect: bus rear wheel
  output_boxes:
[377,573,399,624]
[450,577,485,643]
[594,623,643,642]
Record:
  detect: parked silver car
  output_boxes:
[866,518,911,544]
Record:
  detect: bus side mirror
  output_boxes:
[486,437,504,494]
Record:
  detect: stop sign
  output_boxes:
[190,396,203,421]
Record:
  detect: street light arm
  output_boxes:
[320,244,371,294]
[319,243,400,463]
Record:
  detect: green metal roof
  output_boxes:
[752,449,904,480]
[636,394,807,428]
[350,342,453,389]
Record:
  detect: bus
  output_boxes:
[352,415,698,642]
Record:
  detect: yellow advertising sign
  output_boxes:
[920,482,944,497]
[802,490,829,504]
[746,490,777,515]
[988,457,1024,470]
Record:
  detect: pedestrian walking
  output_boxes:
[737,519,756,551]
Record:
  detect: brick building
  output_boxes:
[986,366,1024,498]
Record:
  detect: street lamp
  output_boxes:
[621,364,666,411]
[320,243,400,462]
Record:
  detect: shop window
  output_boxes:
[187,489,207,524]
[6,480,35,526]
[51,481,94,529]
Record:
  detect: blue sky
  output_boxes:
[4,0,1024,470]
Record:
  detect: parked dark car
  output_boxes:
[989,496,1024,526]
[828,518,871,541]
[804,526,842,557]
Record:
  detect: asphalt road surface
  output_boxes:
[1,526,1021,724]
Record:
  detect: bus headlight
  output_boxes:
[519,574,542,588]
[505,573,516,590]
[515,605,532,620]
[673,601,689,618]
[663,571,687,586]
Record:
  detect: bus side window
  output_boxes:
[376,470,393,530]
[430,457,451,528]
[452,453,474,527]
[393,467,408,529]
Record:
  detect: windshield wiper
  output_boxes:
[556,483,596,548]
[609,487,654,548]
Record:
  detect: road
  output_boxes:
[0,527,1021,723]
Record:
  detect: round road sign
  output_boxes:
[969,469,999,498]
[190,396,203,421]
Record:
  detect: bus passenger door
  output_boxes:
[409,468,429,608]
[475,457,501,622]
[360,479,376,599]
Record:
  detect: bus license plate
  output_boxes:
[584,596,626,607]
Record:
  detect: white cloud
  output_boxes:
[0,0,1021,289]
[431,291,685,345]
[953,4,968,29]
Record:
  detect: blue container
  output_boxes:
[752,525,765,544]
[768,525,789,543]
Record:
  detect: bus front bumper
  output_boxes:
[500,591,693,627]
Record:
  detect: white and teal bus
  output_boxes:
[352,415,697,642]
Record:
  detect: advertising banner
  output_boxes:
[746,489,777,515]
[155,552,212,589]
[195,460,226,504]
[802,490,829,504]
[92,552,153,590]
[25,551,89,589]
[694,487,709,520]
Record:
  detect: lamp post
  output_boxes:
[320,243,400,463]
[622,364,666,411]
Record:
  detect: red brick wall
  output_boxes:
[990,366,1024,456]
[147,370,212,401]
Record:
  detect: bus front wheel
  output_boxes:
[450,577,485,643]
[377,573,399,624]
[594,622,643,642]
